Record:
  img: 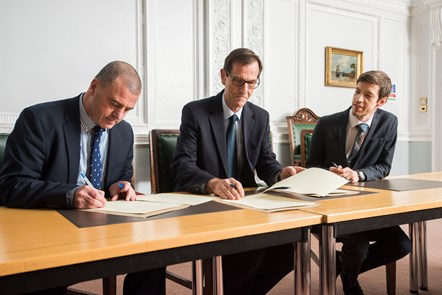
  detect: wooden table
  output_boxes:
[300,172,442,295]
[0,205,322,294]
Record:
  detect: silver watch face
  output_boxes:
[358,171,364,181]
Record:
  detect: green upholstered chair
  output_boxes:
[149,129,197,290]
[149,129,180,194]
[149,129,223,294]
[286,108,320,167]
[300,129,314,167]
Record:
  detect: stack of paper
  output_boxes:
[218,193,316,212]
[265,167,348,197]
[85,193,217,218]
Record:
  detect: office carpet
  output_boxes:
[68,219,442,294]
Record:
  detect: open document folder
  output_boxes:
[217,168,349,212]
[265,167,348,197]
[84,193,217,218]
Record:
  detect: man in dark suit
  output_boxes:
[307,70,411,295]
[170,48,304,295]
[0,61,164,295]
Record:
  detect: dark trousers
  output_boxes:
[122,244,293,295]
[123,267,166,295]
[337,225,411,293]
[222,243,294,295]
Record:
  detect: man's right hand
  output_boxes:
[73,185,107,209]
[205,177,244,200]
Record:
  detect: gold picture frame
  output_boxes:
[325,47,363,88]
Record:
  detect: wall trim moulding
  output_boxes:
[0,0,148,135]
[210,0,232,95]
[125,0,148,130]
[244,0,264,107]
[311,0,409,16]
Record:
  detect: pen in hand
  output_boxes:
[332,162,341,169]
[80,172,94,188]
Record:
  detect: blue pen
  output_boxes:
[118,183,124,189]
[80,172,94,188]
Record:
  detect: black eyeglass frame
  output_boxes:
[225,70,261,89]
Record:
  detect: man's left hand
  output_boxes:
[279,166,305,180]
[109,181,137,201]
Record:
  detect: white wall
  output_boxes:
[0,0,436,192]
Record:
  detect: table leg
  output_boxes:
[295,229,311,295]
[192,260,203,295]
[418,221,428,291]
[409,223,419,294]
[320,224,336,295]
[213,256,223,295]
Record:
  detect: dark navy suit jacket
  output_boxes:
[170,90,282,193]
[307,107,397,181]
[0,95,134,209]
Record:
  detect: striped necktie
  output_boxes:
[348,123,369,166]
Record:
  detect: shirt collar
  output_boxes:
[348,108,373,128]
[79,93,100,132]
[222,93,243,120]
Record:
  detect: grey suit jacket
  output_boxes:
[170,90,283,193]
[307,107,397,181]
[0,95,134,209]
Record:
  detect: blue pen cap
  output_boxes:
[118,183,124,189]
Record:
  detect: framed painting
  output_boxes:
[325,47,363,88]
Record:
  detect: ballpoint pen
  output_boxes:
[80,172,94,188]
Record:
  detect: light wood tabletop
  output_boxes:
[300,172,442,223]
[0,204,322,293]
[298,171,442,295]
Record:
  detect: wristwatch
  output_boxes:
[357,170,366,182]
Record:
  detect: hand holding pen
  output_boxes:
[205,177,244,200]
[330,162,356,182]
[74,172,107,209]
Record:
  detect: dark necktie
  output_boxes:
[348,123,369,166]
[226,114,238,178]
[89,126,105,189]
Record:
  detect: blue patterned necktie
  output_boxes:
[89,126,105,189]
[226,114,238,178]
[348,123,369,166]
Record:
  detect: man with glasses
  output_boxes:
[170,48,303,295]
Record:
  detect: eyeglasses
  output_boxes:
[226,71,260,89]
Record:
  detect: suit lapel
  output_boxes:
[208,92,229,175]
[63,97,81,184]
[107,126,120,186]
[242,103,255,169]
[339,110,350,165]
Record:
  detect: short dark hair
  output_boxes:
[95,61,142,95]
[357,70,392,100]
[223,48,263,78]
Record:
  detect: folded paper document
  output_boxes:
[265,167,348,197]
[217,168,348,212]
[136,193,217,205]
[84,193,218,218]
[218,193,316,212]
